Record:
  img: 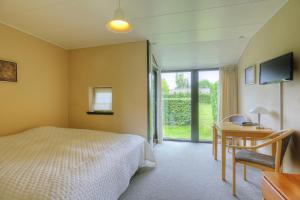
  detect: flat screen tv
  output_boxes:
[259,52,293,85]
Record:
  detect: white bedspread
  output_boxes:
[0,127,155,200]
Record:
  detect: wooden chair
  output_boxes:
[221,114,250,124]
[230,129,294,196]
[221,114,251,152]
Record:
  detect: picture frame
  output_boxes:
[0,60,17,82]
[245,65,256,85]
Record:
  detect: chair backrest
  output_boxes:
[272,129,294,169]
[222,114,250,124]
[279,130,294,164]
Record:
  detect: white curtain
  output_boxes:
[219,66,238,120]
[156,70,163,144]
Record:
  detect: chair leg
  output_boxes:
[227,140,230,153]
[243,165,247,181]
[227,138,234,153]
[231,138,235,153]
[232,148,236,196]
[240,137,247,181]
[251,139,256,152]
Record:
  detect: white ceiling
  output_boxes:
[0,0,287,70]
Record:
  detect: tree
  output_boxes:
[162,79,170,95]
[198,79,212,88]
[175,73,189,89]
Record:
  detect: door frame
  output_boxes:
[147,40,162,145]
[161,68,219,143]
[152,68,159,143]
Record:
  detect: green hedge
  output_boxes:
[163,97,191,126]
[210,82,219,122]
[163,83,219,126]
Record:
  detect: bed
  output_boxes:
[0,126,155,200]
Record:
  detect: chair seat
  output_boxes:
[235,150,275,168]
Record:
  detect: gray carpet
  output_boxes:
[119,141,262,200]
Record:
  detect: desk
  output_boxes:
[213,122,273,180]
[262,172,300,200]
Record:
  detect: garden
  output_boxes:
[162,73,219,141]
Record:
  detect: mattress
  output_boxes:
[0,126,155,200]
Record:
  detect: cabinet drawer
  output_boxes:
[262,178,285,200]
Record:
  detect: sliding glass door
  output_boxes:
[162,72,191,140]
[161,69,219,142]
[198,70,219,141]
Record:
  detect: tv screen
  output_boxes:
[259,52,293,85]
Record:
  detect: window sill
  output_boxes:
[87,111,114,115]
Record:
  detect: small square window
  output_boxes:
[89,87,112,113]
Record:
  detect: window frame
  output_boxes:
[87,86,114,115]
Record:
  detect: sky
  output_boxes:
[162,71,219,89]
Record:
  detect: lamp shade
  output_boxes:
[249,107,269,114]
[106,8,132,33]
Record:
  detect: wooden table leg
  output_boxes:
[221,132,226,180]
[212,126,214,156]
[243,138,247,181]
[213,126,218,160]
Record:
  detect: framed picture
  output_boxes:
[0,60,17,82]
[245,65,256,85]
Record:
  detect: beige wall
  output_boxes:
[68,42,148,138]
[0,24,69,136]
[238,0,300,173]
[0,23,148,138]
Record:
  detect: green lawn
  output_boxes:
[163,103,214,141]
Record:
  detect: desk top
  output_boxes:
[264,172,300,200]
[215,122,273,133]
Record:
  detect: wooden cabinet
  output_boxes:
[262,172,300,200]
